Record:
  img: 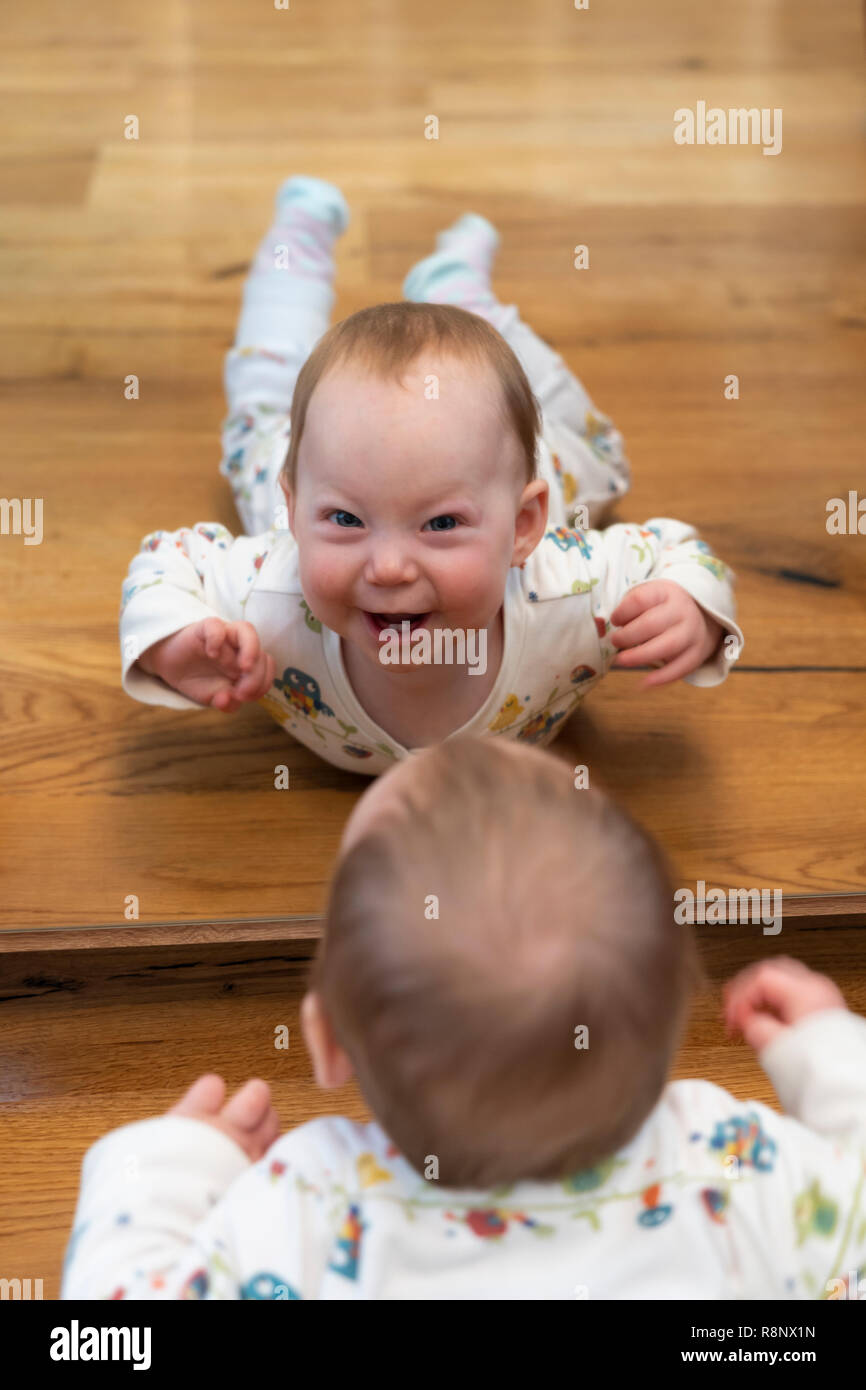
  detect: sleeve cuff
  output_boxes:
[120,598,219,710]
[683,605,745,688]
[80,1115,252,1200]
[758,1009,866,1125]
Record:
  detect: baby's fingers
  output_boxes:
[258,1107,282,1157]
[226,621,262,672]
[221,1080,281,1158]
[640,639,708,688]
[170,1073,226,1117]
[221,1078,273,1131]
[196,619,244,682]
[231,650,275,701]
[199,617,230,662]
[609,582,669,629]
[210,685,244,714]
[724,963,789,1032]
[723,962,775,1035]
[609,605,670,653]
[612,624,688,670]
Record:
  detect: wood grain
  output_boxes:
[1,0,865,1299]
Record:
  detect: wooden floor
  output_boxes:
[1,0,865,1296]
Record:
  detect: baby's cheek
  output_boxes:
[299,547,353,608]
[434,550,502,613]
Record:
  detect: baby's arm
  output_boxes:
[586,517,744,687]
[120,523,274,712]
[61,1077,315,1301]
[726,958,866,1145]
[60,1113,252,1300]
[709,960,866,1297]
[139,619,275,713]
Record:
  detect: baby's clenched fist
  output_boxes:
[723,957,847,1051]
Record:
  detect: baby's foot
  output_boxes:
[275,175,350,238]
[403,212,499,303]
[252,175,350,280]
[435,212,499,273]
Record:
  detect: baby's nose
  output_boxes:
[366,542,419,584]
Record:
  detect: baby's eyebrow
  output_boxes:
[315,487,479,514]
[406,487,482,511]
[312,486,367,509]
[406,498,482,520]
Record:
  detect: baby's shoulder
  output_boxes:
[242,526,302,594]
[658,1077,786,1172]
[262,1115,402,1185]
[517,525,604,604]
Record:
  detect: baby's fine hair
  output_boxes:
[280,301,541,492]
[312,736,704,1189]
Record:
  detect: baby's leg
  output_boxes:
[221,176,350,536]
[403,217,630,528]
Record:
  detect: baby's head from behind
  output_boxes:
[304,736,701,1188]
[279,303,549,659]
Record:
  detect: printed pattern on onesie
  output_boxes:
[119,511,742,776]
[63,1068,866,1300]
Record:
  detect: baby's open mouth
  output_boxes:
[364,611,431,634]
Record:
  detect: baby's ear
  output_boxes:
[512,478,549,565]
[279,476,295,528]
[300,991,355,1089]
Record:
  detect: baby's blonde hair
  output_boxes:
[312,736,704,1189]
[279,302,541,493]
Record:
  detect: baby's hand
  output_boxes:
[168,1074,281,1162]
[609,580,723,688]
[723,957,847,1052]
[138,618,276,712]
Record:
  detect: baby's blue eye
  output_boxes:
[329,510,363,528]
[426,515,458,532]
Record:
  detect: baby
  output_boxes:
[119,176,744,773]
[63,737,866,1300]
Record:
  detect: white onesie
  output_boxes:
[61,1009,866,1301]
[119,503,744,775]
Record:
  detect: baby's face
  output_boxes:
[284,356,542,664]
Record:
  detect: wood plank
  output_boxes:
[2,669,863,931]
[0,895,864,956]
